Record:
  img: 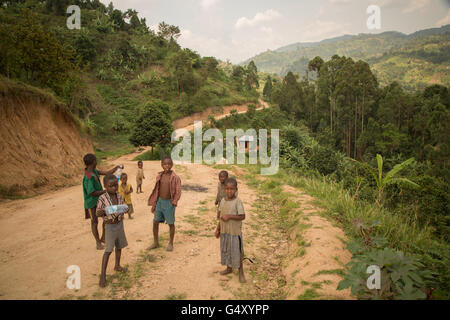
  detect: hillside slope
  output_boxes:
[0,78,93,197]
[243,25,450,90]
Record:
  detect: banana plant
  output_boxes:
[358,154,420,206]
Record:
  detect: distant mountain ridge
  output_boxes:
[274,35,354,53]
[243,25,450,90]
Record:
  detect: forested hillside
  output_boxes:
[0,0,448,300]
[0,0,260,155]
[243,26,450,91]
[211,54,449,299]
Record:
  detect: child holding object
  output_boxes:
[96,174,129,287]
[118,173,134,219]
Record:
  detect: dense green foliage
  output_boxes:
[258,57,449,244]
[129,100,173,149]
[216,54,449,298]
[0,0,258,151]
[243,26,450,91]
[1,0,447,300]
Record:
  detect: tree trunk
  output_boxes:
[349,121,351,157]
[329,88,333,133]
[354,96,358,159]
[4,49,9,78]
[330,97,334,134]
[362,93,365,134]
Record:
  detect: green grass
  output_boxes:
[133,147,168,161]
[183,214,202,227]
[297,288,320,300]
[166,292,187,300]
[314,269,346,277]
[94,134,136,162]
[180,230,199,236]
[140,253,157,263]
[278,167,437,253]
[0,185,31,200]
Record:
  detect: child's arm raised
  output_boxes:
[90,190,106,197]
[98,165,123,176]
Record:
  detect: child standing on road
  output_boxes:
[215,177,246,283]
[82,153,123,250]
[96,174,129,287]
[147,156,182,252]
[118,173,134,219]
[136,161,145,193]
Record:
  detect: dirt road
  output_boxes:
[0,101,352,300]
[173,99,270,132]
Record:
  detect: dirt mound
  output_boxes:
[0,79,93,197]
[172,99,268,130]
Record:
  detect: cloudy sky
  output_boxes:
[100,0,450,63]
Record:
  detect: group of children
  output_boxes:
[82,154,247,287]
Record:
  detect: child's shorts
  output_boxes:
[105,221,128,253]
[154,197,176,225]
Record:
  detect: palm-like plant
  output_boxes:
[358,154,420,206]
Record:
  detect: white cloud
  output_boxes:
[260,26,273,34]
[374,0,394,6]
[178,28,228,59]
[329,0,351,4]
[200,0,220,10]
[235,9,282,29]
[436,8,450,26]
[403,0,432,13]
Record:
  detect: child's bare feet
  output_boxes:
[96,242,104,250]
[166,243,173,251]
[147,243,159,250]
[114,266,128,272]
[99,276,107,287]
[220,267,233,275]
[128,215,133,219]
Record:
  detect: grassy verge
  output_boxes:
[233,163,449,299]
[93,134,136,163]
